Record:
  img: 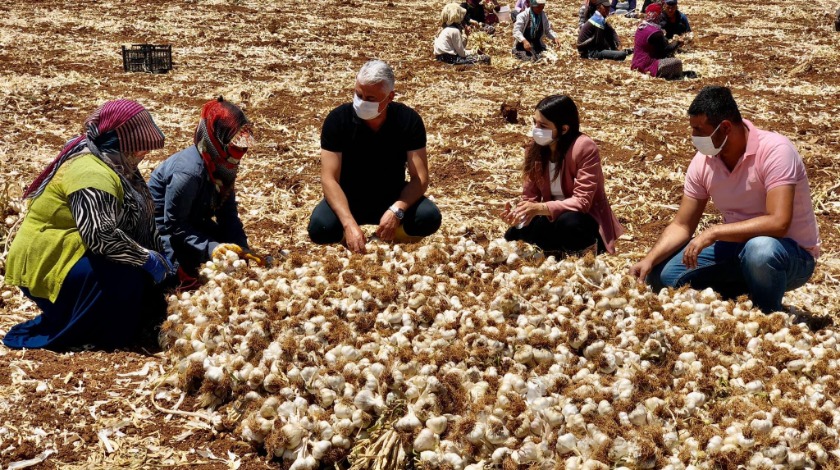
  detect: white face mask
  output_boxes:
[691,122,728,156]
[353,94,384,120]
[532,127,556,146]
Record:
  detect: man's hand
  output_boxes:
[682,229,716,269]
[344,223,367,253]
[376,209,401,242]
[553,38,562,48]
[630,258,654,283]
[523,40,532,52]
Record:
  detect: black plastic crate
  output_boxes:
[122,44,172,74]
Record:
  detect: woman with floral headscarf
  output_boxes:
[3,100,172,350]
[631,3,684,79]
[149,97,262,286]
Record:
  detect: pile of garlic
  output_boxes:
[160,237,840,469]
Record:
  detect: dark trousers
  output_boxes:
[3,254,165,350]
[435,53,491,66]
[588,49,627,61]
[308,197,442,244]
[504,211,604,255]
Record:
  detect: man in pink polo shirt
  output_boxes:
[631,86,820,314]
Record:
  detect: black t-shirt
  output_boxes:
[321,102,426,205]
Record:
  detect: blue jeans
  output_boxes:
[648,237,815,313]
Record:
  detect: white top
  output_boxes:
[548,162,565,200]
[434,26,467,57]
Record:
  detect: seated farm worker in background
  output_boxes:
[308,60,442,253]
[435,3,491,65]
[512,0,529,19]
[513,0,561,60]
[501,95,624,255]
[149,98,267,287]
[3,100,173,350]
[660,0,690,39]
[461,0,500,33]
[631,3,684,79]
[578,0,597,28]
[610,0,637,17]
[630,86,820,314]
[578,0,628,61]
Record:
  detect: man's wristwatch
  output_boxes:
[388,205,405,220]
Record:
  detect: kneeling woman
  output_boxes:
[502,95,624,255]
[3,100,173,350]
[434,3,490,65]
[149,98,262,285]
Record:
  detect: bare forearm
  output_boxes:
[644,223,693,266]
[706,216,789,243]
[323,180,357,228]
[394,179,427,211]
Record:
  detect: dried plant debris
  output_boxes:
[0,0,838,467]
[154,241,840,468]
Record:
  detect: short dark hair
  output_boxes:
[687,86,743,126]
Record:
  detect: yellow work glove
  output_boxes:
[211,243,244,259]
[244,252,274,268]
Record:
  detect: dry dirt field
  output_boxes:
[1,0,839,468]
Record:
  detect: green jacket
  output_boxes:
[4,154,123,302]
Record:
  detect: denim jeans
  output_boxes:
[648,237,815,313]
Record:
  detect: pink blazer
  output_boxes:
[522,135,624,253]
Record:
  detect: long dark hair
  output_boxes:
[523,95,581,184]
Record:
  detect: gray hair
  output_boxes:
[356,60,395,93]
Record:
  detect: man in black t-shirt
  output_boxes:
[307,60,442,253]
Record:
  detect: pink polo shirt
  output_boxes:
[684,119,820,258]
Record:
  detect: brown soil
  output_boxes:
[1,0,838,467]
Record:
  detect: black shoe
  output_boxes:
[682,70,698,79]
[624,48,634,56]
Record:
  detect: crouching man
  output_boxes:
[631,86,820,313]
[308,60,442,253]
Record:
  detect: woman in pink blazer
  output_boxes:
[501,95,624,254]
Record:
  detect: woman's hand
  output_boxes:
[500,201,518,225]
[511,200,549,227]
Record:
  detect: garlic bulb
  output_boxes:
[157,238,840,469]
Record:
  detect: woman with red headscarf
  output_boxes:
[149,97,262,285]
[3,100,171,350]
[631,3,684,79]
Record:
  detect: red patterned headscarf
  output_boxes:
[24,99,164,199]
[644,3,662,23]
[194,97,251,201]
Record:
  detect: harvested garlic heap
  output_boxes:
[159,238,840,469]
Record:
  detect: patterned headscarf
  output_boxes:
[643,3,663,24]
[24,99,165,199]
[193,97,250,202]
